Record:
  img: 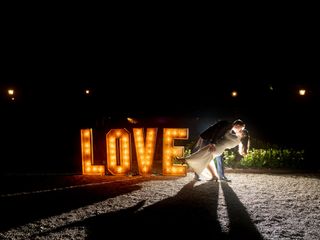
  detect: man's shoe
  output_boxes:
[220,177,231,182]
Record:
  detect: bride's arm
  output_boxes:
[238,132,250,156]
[238,142,246,156]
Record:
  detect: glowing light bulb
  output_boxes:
[299,89,306,96]
[231,91,238,97]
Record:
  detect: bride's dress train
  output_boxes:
[185,144,216,176]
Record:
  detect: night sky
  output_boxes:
[1,12,319,173]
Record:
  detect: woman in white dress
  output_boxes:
[184,125,246,180]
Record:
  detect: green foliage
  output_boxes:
[223,136,305,169]
[223,150,240,168]
[182,136,305,169]
[224,148,305,169]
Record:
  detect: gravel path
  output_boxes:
[0,172,319,239]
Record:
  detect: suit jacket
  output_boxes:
[200,120,232,144]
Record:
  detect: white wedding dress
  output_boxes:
[185,131,241,176]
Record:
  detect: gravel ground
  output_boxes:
[0,172,319,239]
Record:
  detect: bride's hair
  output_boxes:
[239,129,250,155]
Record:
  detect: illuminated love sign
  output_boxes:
[80,128,189,176]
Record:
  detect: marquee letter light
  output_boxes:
[106,128,131,175]
[133,128,158,175]
[162,128,188,176]
[81,129,105,175]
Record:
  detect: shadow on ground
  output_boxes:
[32,180,263,240]
[0,177,144,231]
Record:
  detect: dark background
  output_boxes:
[1,9,319,174]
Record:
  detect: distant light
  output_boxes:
[298,89,306,96]
[85,89,90,95]
[231,91,238,97]
[127,117,138,124]
[11,97,15,101]
[269,85,273,91]
[8,89,14,95]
